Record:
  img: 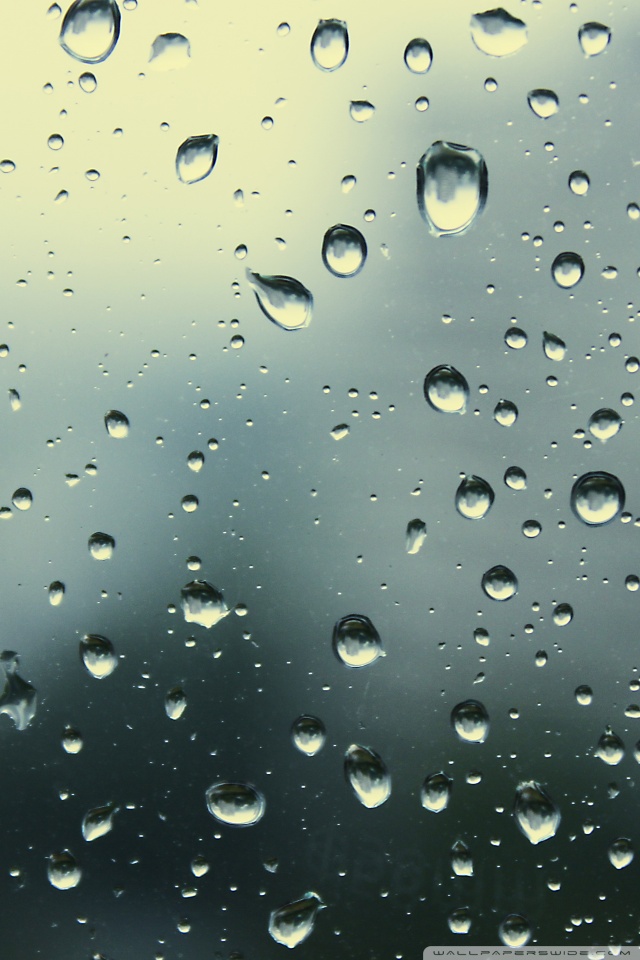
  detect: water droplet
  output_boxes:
[571,472,625,525]
[627,203,640,220]
[470,8,528,57]
[181,580,230,629]
[291,715,326,756]
[404,38,433,73]
[88,531,115,560]
[344,744,391,808]
[165,686,187,720]
[0,652,37,731]
[48,851,81,890]
[0,159,16,173]
[78,71,97,92]
[269,892,324,949]
[522,519,541,538]
[588,408,622,442]
[449,907,472,934]
[481,565,517,601]
[451,839,473,876]
[79,634,117,679]
[48,134,64,151]
[451,700,489,743]
[149,33,191,70]
[569,170,590,196]
[333,615,383,668]
[12,487,32,511]
[455,475,494,520]
[553,603,573,626]
[424,365,469,413]
[575,685,593,705]
[341,174,356,193]
[417,141,488,237]
[321,224,367,278]
[349,100,375,123]
[82,802,118,841]
[310,19,348,72]
[176,135,219,184]
[104,409,129,438]
[187,450,204,472]
[247,270,312,331]
[513,781,561,844]
[406,518,427,554]
[62,726,83,753]
[505,327,527,349]
[191,855,209,877]
[504,466,527,490]
[9,388,21,411]
[527,89,559,119]
[420,772,452,813]
[578,22,611,57]
[596,727,625,765]
[499,914,531,947]
[59,0,121,63]
[609,838,634,869]
[49,580,65,606]
[330,423,350,440]
[205,781,265,826]
[543,331,567,360]
[181,495,198,513]
[552,252,584,289]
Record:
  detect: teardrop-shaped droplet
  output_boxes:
[269,892,324,949]
[165,686,187,720]
[569,170,590,196]
[104,409,129,438]
[291,715,326,756]
[527,89,559,119]
[455,475,494,520]
[49,580,65,606]
[449,907,472,934]
[322,224,367,278]
[608,837,634,869]
[0,652,37,731]
[543,331,567,360]
[421,772,452,813]
[588,408,622,442]
[451,700,489,743]
[59,0,120,63]
[79,634,117,679]
[82,802,118,841]
[571,472,625,525]
[404,38,433,73]
[578,22,611,57]
[552,252,584,288]
[451,839,473,876]
[333,615,383,668]
[88,531,115,560]
[424,364,469,413]
[499,914,531,947]
[205,781,265,826]
[48,851,82,890]
[247,270,312,331]
[176,135,219,185]
[470,8,528,57]
[181,580,229,629]
[513,781,561,844]
[406,518,427,554]
[349,100,375,123]
[149,33,191,70]
[481,565,517,601]
[62,726,83,753]
[344,744,391,808]
[493,399,518,427]
[417,141,488,237]
[596,727,625,765]
[310,19,348,72]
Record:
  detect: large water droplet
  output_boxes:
[513,781,561,844]
[333,614,383,668]
[481,565,517,601]
[104,409,129,438]
[291,715,326,756]
[596,727,625,765]
[404,38,433,73]
[310,19,348,72]
[269,892,324,949]
[569,170,590,196]
[527,89,559,119]
[205,781,265,826]
[552,252,584,288]
[470,8,528,57]
[191,855,209,877]
[88,531,115,560]
[149,33,191,70]
[456,475,494,519]
[82,802,118,841]
[451,700,489,743]
[12,488,32,511]
[176,135,219,185]
[62,726,83,753]
[417,141,488,237]
[449,907,472,934]
[322,224,367,278]
[420,772,452,813]
[493,399,518,427]
[451,839,473,876]
[499,914,531,947]
[48,851,82,890]
[424,365,469,413]
[79,634,117,679]
[504,466,527,490]
[588,408,622,442]
[571,472,625,525]
[344,744,391,808]
[59,0,120,63]
[49,580,65,606]
[181,580,229,629]
[247,270,313,331]
[0,652,37,731]
[165,686,187,720]
[552,603,573,626]
[575,684,593,705]
[608,838,634,869]
[406,518,427,554]
[349,100,375,123]
[578,22,611,57]
[543,331,567,360]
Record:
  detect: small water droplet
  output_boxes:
[59,0,121,63]
[569,170,590,196]
[191,855,209,877]
[522,519,541,538]
[0,652,37,731]
[543,331,567,360]
[420,772,452,813]
[349,100,375,123]
[88,531,115,560]
[78,71,97,92]
[578,22,611,57]
[205,781,265,826]
[608,838,634,869]
[310,19,348,72]
[588,408,622,441]
[291,715,326,756]
[80,635,117,679]
[575,685,593,705]
[330,423,350,440]
[48,851,81,890]
[176,135,219,184]
[181,495,198,512]
[344,743,391,807]
[181,580,229,629]
[48,134,64,151]
[406,518,427,554]
[449,907,472,934]
[417,141,488,237]
[455,475,494,520]
[552,252,584,288]
[404,38,433,73]
[505,327,527,349]
[49,580,65,606]
[451,839,473,876]
[333,615,383,668]
[513,781,561,844]
[499,914,531,947]
[571,472,625,525]
[322,224,367,278]
[451,700,489,743]
[596,727,625,765]
[247,270,312,331]
[62,726,83,753]
[470,8,528,57]
[482,565,517,601]
[104,409,129,438]
[12,487,32,511]
[269,892,324,949]
[149,33,191,70]
[504,466,527,490]
[165,686,187,720]
[527,89,559,119]
[553,603,573,626]
[424,364,469,413]
[0,159,16,173]
[82,802,118,841]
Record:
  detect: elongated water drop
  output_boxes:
[588,409,622,442]
[165,686,187,720]
[176,135,218,185]
[455,475,494,520]
[543,331,566,360]
[482,565,517,601]
[451,839,473,876]
[333,615,383,668]
[206,781,265,826]
[310,19,348,72]
[269,892,324,949]
[181,580,229,628]
[578,22,611,57]
[247,270,312,331]
[596,727,625,765]
[291,715,326,756]
[344,744,391,808]
[48,851,82,890]
[451,700,489,743]
[406,518,427,554]
[421,772,452,812]
[571,472,624,525]
[499,914,531,947]
[49,581,65,606]
[88,531,115,560]
[322,224,367,277]
[608,838,634,869]
[552,252,583,288]
[513,781,561,844]
[424,364,469,413]
[59,0,120,63]
[82,802,118,841]
[0,652,37,731]
[470,8,527,57]
[404,38,432,73]
[149,33,191,70]
[527,89,559,119]
[79,634,117,679]
[104,409,129,438]
[417,141,488,237]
